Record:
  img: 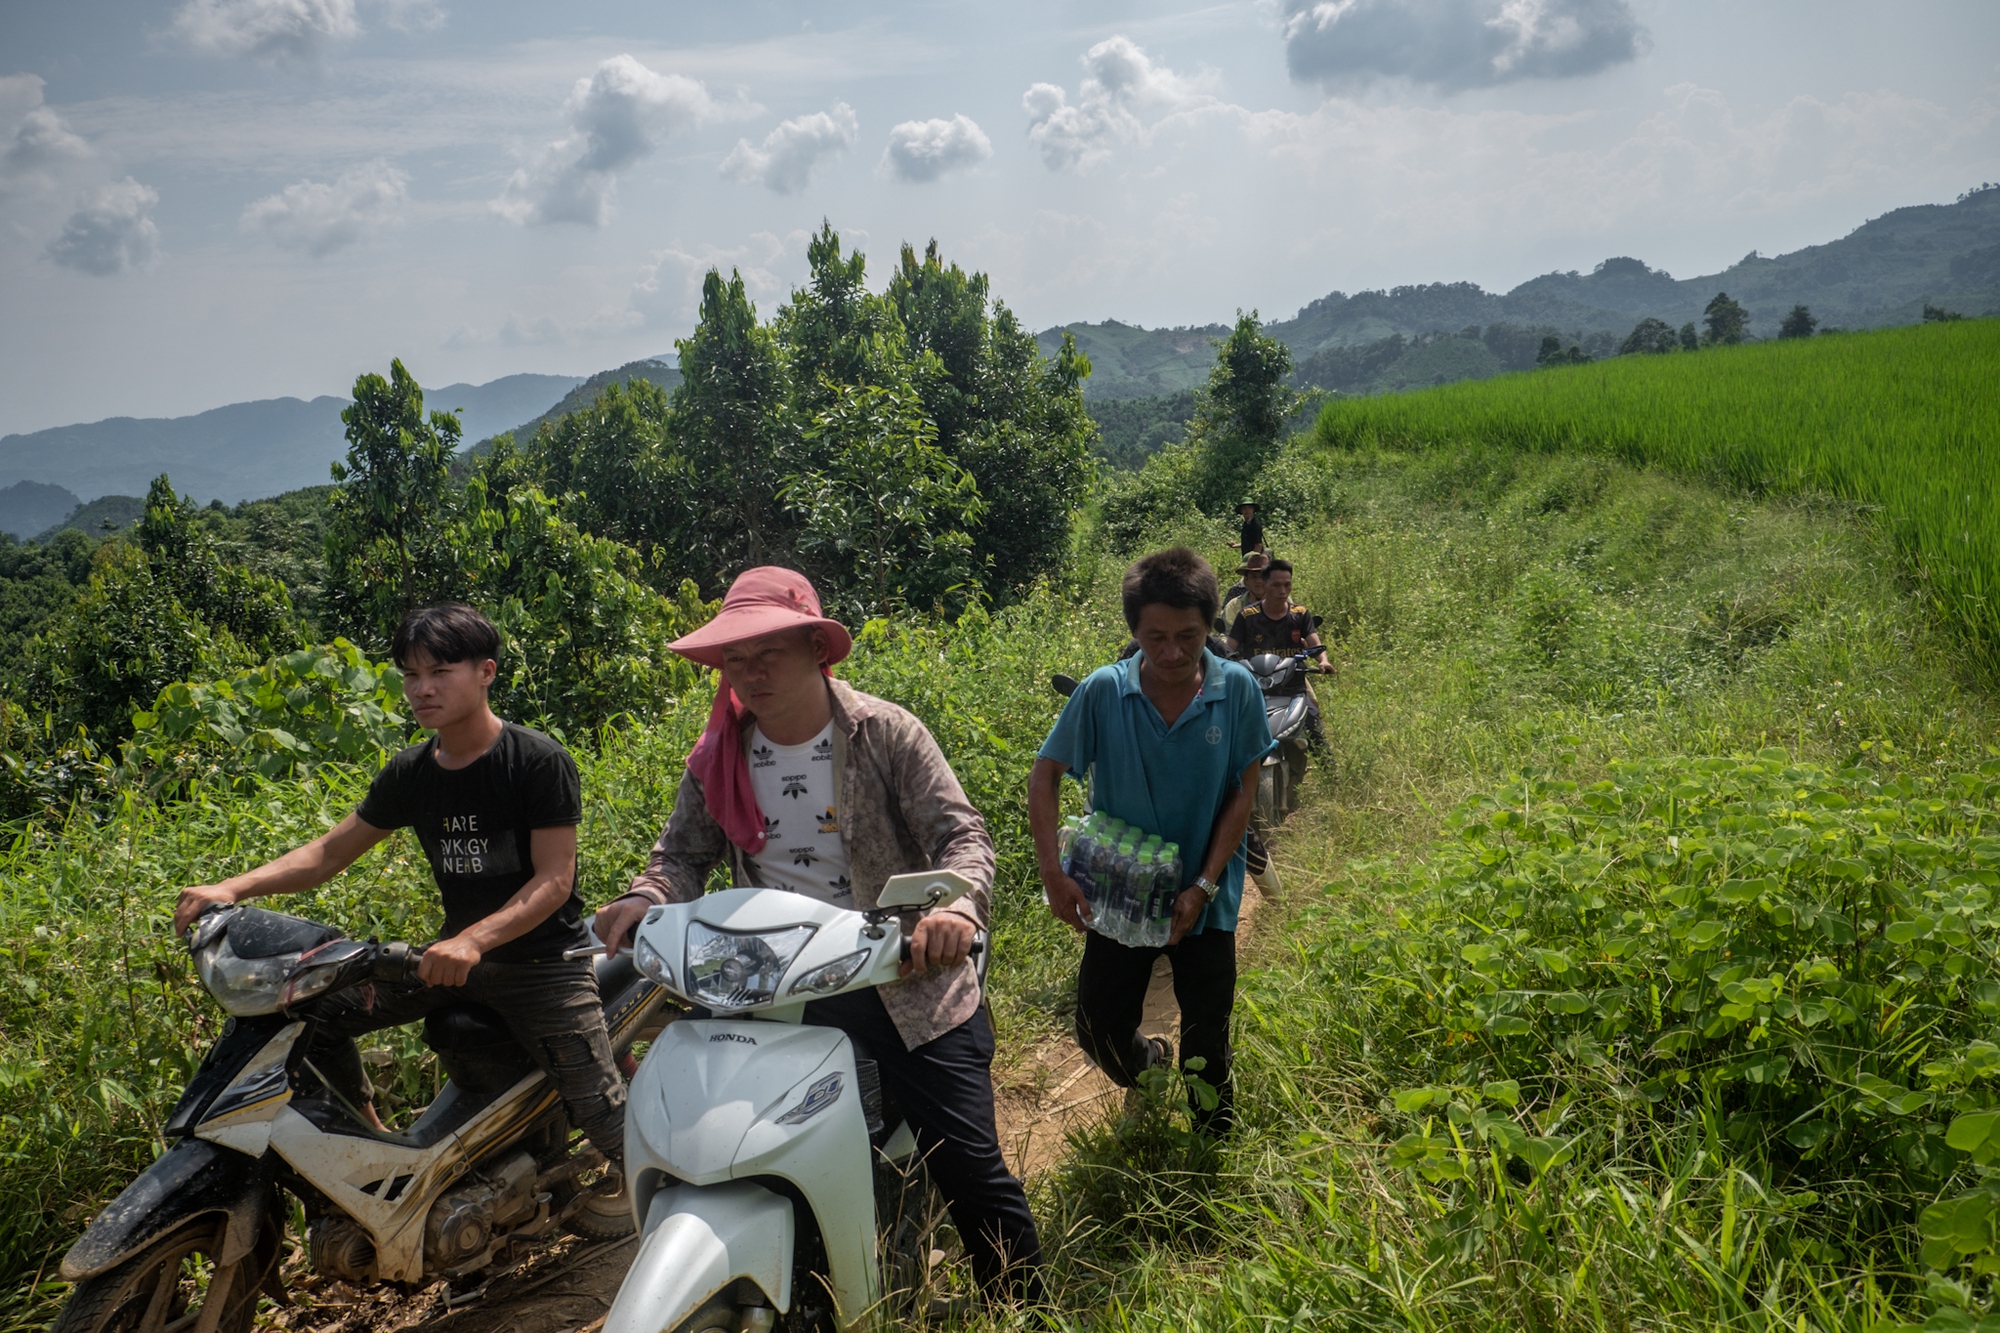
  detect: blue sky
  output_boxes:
[0,0,1995,435]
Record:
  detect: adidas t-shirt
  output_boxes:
[745,721,852,906]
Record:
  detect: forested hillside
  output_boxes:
[1037,183,2000,401]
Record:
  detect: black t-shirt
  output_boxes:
[1239,514,1264,551]
[1230,604,1314,657]
[357,722,587,964]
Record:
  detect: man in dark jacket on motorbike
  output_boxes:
[591,566,1045,1305]
[172,603,628,1164]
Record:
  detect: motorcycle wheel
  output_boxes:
[52,1212,278,1333]
[670,1294,745,1333]
[564,1168,636,1241]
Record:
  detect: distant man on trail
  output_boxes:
[1030,548,1274,1137]
[173,603,627,1164]
[590,566,1045,1305]
[1229,499,1265,557]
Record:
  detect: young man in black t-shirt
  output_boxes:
[1225,558,1327,753]
[173,604,625,1162]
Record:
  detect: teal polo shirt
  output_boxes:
[1038,648,1275,934]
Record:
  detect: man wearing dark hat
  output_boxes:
[593,566,1044,1305]
[1230,499,1265,557]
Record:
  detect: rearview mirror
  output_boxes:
[877,870,974,911]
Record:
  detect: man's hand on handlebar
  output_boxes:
[174,884,236,938]
[593,894,651,959]
[418,934,480,987]
[902,912,975,976]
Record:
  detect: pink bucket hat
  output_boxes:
[668,566,853,670]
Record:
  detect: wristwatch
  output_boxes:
[1193,875,1220,902]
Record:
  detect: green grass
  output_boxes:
[988,449,2000,1331]
[1307,321,2000,664]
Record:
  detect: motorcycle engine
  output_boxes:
[423,1150,542,1277]
[308,1214,377,1282]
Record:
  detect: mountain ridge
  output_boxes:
[0,373,584,505]
[1040,186,2000,398]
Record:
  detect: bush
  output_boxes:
[1378,752,2000,1266]
[127,641,409,789]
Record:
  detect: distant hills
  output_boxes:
[6,187,1997,517]
[0,481,84,540]
[1039,185,2000,398]
[0,373,583,506]
[472,359,682,453]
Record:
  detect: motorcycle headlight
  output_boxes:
[787,948,873,997]
[278,939,371,1011]
[684,922,817,1010]
[194,935,296,1017]
[634,935,675,989]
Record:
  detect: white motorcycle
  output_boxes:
[606,871,985,1333]
[52,904,668,1333]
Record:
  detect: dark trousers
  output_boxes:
[802,988,1044,1303]
[1075,926,1237,1135]
[305,957,627,1163]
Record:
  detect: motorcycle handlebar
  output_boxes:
[372,940,425,986]
[899,939,986,965]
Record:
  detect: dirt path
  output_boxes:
[272,874,1279,1333]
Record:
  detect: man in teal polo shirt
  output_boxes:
[1029,547,1274,1136]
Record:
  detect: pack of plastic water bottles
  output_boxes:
[1057,813,1184,947]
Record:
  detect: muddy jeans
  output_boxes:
[304,957,626,1163]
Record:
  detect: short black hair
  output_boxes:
[391,602,501,670]
[1121,547,1219,631]
[1264,558,1294,578]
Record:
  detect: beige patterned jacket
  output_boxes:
[625,677,993,1050]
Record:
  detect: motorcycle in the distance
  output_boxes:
[52,904,669,1333]
[603,871,986,1333]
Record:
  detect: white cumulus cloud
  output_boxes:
[1281,0,1649,92]
[46,177,161,275]
[720,103,857,194]
[171,0,362,62]
[880,114,992,183]
[241,159,408,256]
[495,54,712,227]
[0,76,92,193]
[1023,36,1219,174]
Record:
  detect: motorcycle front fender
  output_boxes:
[60,1136,274,1281]
[603,1181,795,1333]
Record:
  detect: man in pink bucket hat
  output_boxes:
[594,566,1044,1304]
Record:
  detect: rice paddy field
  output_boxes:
[1306,320,2000,665]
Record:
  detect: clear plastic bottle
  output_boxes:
[1149,842,1184,946]
[1129,849,1157,943]
[1089,829,1120,935]
[1106,839,1137,943]
[1064,817,1099,922]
